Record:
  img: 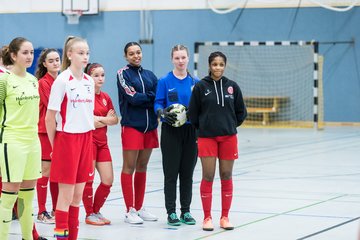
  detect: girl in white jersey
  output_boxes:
[46,36,95,240]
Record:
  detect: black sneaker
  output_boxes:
[180,212,196,225]
[167,213,181,226]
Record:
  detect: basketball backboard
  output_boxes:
[62,0,99,15]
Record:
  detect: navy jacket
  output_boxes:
[116,64,158,132]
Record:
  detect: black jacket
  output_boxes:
[188,76,247,137]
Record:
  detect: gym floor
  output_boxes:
[9,124,360,239]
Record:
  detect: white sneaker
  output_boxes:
[125,208,144,224]
[137,208,158,221]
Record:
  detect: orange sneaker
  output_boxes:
[220,216,234,230]
[95,212,111,225]
[202,217,214,231]
[85,213,106,226]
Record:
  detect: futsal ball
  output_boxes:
[169,103,187,127]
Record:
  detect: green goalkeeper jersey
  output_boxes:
[0,71,40,143]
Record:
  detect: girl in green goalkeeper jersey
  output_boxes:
[0,37,42,240]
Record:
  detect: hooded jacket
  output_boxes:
[188,76,247,137]
[116,64,158,132]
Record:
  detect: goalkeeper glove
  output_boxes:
[157,105,177,125]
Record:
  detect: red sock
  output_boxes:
[221,179,233,218]
[37,176,49,213]
[200,179,213,219]
[0,176,2,196]
[82,181,94,216]
[55,210,69,240]
[68,206,79,240]
[121,172,133,211]
[93,182,111,213]
[13,200,18,219]
[134,172,146,211]
[50,181,59,212]
[32,223,39,239]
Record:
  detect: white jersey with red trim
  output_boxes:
[48,68,95,133]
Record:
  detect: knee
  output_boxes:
[122,165,135,174]
[58,195,72,208]
[42,169,50,177]
[202,174,215,182]
[136,163,147,172]
[42,166,51,177]
[102,176,114,186]
[220,171,232,180]
[71,191,83,205]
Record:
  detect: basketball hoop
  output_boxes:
[64,10,83,24]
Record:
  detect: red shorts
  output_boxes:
[39,133,52,161]
[93,142,112,162]
[197,134,238,160]
[50,131,93,184]
[121,126,159,150]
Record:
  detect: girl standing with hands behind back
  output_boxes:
[188,51,247,231]
[46,36,95,240]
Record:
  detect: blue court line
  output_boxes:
[192,194,347,240]
[296,216,360,240]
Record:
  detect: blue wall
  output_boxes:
[1,7,359,122]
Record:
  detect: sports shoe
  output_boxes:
[220,216,234,230]
[95,212,111,225]
[37,211,55,224]
[85,213,105,226]
[180,212,196,225]
[202,217,214,231]
[167,212,181,226]
[137,208,158,221]
[125,207,144,224]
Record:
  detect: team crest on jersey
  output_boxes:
[102,98,107,106]
[227,86,233,94]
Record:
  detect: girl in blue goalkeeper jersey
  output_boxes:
[154,45,199,226]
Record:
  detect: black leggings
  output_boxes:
[161,123,197,214]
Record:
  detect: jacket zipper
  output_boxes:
[138,69,149,133]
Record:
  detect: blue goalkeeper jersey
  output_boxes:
[154,71,199,123]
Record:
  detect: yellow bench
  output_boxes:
[244,96,289,125]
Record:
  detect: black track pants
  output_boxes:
[161,123,197,214]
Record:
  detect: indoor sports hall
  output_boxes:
[1,0,360,239]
